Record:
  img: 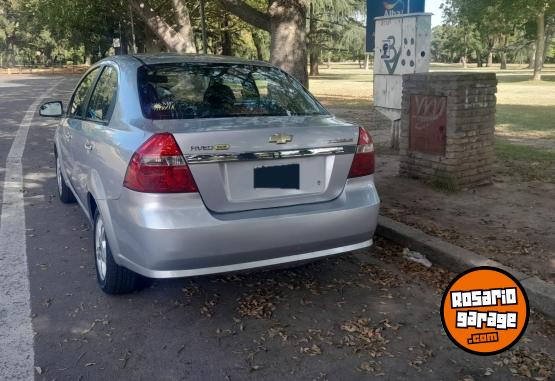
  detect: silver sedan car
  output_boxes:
[40,54,380,294]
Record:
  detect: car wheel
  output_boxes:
[55,152,76,204]
[93,209,144,294]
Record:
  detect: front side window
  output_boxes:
[69,67,100,118]
[137,63,328,120]
[86,66,118,122]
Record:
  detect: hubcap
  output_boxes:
[56,156,63,196]
[95,217,107,281]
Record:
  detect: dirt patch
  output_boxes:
[496,133,555,152]
[374,153,555,284]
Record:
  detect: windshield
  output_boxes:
[137,63,328,120]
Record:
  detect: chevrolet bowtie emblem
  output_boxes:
[269,133,293,144]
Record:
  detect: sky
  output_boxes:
[425,0,445,27]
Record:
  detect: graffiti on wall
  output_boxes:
[410,95,447,155]
[380,35,402,74]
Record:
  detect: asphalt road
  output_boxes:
[0,74,553,381]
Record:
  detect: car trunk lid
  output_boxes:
[152,116,359,213]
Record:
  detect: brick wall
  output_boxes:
[399,72,497,188]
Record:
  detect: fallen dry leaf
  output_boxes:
[237,290,278,319]
[300,344,322,356]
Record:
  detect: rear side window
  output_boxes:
[69,67,100,118]
[86,66,118,122]
[137,63,327,120]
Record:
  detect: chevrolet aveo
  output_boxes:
[39,54,380,294]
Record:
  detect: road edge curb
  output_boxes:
[376,216,555,318]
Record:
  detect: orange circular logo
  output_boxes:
[440,267,529,355]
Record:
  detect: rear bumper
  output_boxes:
[106,176,380,278]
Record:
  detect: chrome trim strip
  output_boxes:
[117,240,372,279]
[185,145,356,164]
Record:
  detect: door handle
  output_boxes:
[84,142,94,151]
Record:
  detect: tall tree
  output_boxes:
[307,0,364,76]
[216,0,308,86]
[443,0,516,69]
[444,0,552,79]
[503,0,552,80]
[532,5,546,79]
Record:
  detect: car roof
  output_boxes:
[99,53,273,68]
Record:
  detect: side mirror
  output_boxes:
[39,101,64,117]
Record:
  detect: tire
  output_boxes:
[55,150,76,204]
[93,209,144,295]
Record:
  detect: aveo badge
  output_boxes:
[440,267,529,355]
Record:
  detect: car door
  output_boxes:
[77,65,119,200]
[62,67,100,201]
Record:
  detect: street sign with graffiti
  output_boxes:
[366,0,426,52]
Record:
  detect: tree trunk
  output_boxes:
[310,50,319,76]
[217,0,308,87]
[500,52,507,70]
[500,35,508,70]
[131,0,196,53]
[542,29,553,68]
[476,50,483,67]
[144,27,165,53]
[528,44,536,69]
[486,51,493,67]
[308,3,319,76]
[251,31,265,61]
[533,12,545,81]
[221,12,233,56]
[364,53,370,70]
[461,55,467,68]
[268,1,308,87]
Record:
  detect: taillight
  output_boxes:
[348,127,375,178]
[124,133,198,193]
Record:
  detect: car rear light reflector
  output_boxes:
[348,127,375,178]
[124,133,198,193]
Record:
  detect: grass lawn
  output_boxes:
[495,139,555,182]
[309,62,555,182]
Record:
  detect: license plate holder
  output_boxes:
[254,164,300,189]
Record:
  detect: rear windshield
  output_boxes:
[137,63,328,120]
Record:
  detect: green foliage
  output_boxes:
[0,0,368,68]
[0,0,127,65]
[431,24,481,63]
[187,0,268,59]
[438,0,554,67]
[307,0,367,67]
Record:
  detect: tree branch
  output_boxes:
[131,0,195,53]
[216,0,271,32]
